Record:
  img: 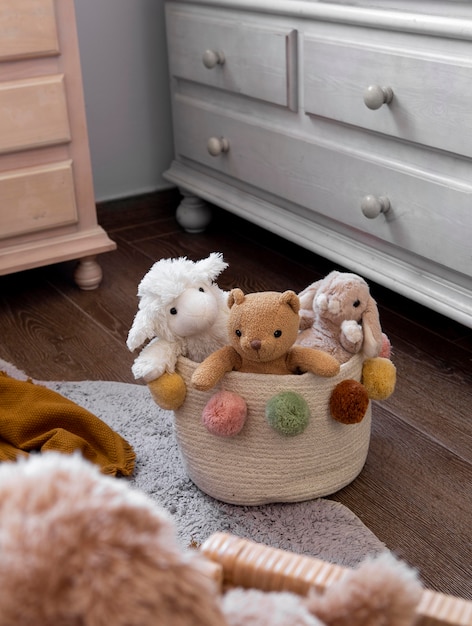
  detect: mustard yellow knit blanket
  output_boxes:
[0,372,135,476]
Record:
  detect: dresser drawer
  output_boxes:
[166,5,297,109]
[174,98,471,276]
[0,0,58,62]
[303,37,472,158]
[0,161,78,239]
[0,75,70,154]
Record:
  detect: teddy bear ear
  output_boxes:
[281,290,300,314]
[228,288,245,308]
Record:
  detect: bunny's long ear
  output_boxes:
[298,280,324,329]
[126,309,155,351]
[298,279,324,311]
[362,296,383,358]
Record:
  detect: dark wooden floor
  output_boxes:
[0,189,471,599]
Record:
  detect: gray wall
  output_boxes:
[74,0,174,202]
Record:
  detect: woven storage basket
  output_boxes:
[174,353,371,505]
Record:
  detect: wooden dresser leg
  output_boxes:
[176,190,213,233]
[74,256,103,290]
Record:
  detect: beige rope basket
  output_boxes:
[199,533,472,626]
[174,353,371,505]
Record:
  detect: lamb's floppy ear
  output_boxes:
[281,290,300,314]
[195,252,228,282]
[126,309,155,351]
[362,296,383,358]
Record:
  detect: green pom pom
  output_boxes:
[266,391,310,436]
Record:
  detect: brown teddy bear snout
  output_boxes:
[250,339,262,351]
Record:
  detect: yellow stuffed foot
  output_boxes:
[147,372,187,410]
[362,357,397,400]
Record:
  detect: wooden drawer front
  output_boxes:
[0,161,78,239]
[0,0,59,61]
[174,100,471,276]
[0,75,70,154]
[166,7,297,109]
[303,38,472,158]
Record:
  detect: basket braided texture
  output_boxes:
[174,353,371,505]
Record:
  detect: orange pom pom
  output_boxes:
[329,379,369,424]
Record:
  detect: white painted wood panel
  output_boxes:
[166,160,472,328]
[174,98,471,277]
[165,0,472,327]
[303,36,472,158]
[166,5,297,109]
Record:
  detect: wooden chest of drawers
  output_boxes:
[164,0,472,327]
[0,0,116,289]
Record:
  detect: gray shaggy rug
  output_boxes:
[0,358,386,567]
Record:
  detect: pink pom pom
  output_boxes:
[202,390,247,437]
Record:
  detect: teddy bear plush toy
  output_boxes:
[0,452,423,626]
[296,271,397,424]
[192,289,340,385]
[191,288,340,436]
[127,253,229,410]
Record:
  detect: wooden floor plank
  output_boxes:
[381,348,471,459]
[0,268,134,382]
[331,408,472,598]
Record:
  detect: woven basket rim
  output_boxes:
[177,352,364,379]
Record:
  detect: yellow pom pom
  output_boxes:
[147,372,186,410]
[362,357,397,400]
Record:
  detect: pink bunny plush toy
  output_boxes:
[296,270,388,364]
[296,271,396,423]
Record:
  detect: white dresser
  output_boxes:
[0,0,116,289]
[164,0,472,327]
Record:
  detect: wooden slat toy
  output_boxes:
[201,532,472,626]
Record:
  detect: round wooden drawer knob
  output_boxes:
[207,137,230,156]
[202,49,225,69]
[363,85,394,110]
[361,195,391,219]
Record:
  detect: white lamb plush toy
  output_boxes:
[127,252,229,410]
